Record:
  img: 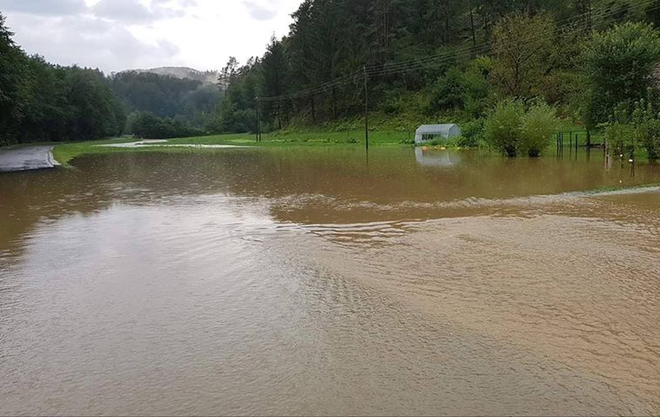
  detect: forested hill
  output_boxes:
[123,67,219,84]
[110,71,221,126]
[216,0,660,134]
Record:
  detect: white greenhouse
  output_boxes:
[415,124,461,144]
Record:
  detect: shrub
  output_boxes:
[462,66,491,117]
[639,120,660,159]
[605,122,635,157]
[484,99,559,157]
[633,101,660,160]
[584,22,660,127]
[427,63,491,117]
[460,119,485,147]
[428,68,467,112]
[606,99,660,159]
[520,102,558,156]
[129,111,203,139]
[381,88,406,115]
[484,99,524,156]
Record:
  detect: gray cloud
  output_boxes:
[93,0,154,23]
[0,0,87,16]
[93,0,186,24]
[0,0,291,73]
[242,0,277,21]
[0,0,198,72]
[6,13,181,73]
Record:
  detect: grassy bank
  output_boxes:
[52,137,141,166]
[169,130,412,146]
[51,130,412,166]
[48,122,640,166]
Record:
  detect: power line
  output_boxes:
[259,0,656,103]
[365,1,656,78]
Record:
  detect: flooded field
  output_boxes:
[0,147,659,415]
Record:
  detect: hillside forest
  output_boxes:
[3,0,660,157]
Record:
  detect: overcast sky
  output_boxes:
[0,0,302,73]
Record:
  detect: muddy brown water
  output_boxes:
[0,147,659,416]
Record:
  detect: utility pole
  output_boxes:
[256,97,261,143]
[363,66,369,151]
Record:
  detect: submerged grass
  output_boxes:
[51,131,412,166]
[52,137,139,166]
[168,130,411,146]
[46,126,657,166]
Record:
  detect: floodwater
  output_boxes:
[0,147,659,416]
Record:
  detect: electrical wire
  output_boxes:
[259,0,657,102]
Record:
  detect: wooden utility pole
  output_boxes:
[363,66,369,151]
[256,97,261,143]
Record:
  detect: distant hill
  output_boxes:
[110,69,222,127]
[122,67,218,84]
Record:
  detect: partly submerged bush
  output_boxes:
[606,99,660,159]
[484,99,524,156]
[485,99,559,157]
[520,102,558,157]
[639,121,660,159]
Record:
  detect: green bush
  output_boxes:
[606,99,660,159]
[381,88,407,115]
[584,22,660,127]
[639,121,660,159]
[605,122,635,157]
[460,119,485,147]
[428,68,467,112]
[129,111,203,139]
[634,101,660,160]
[520,102,558,156]
[462,66,491,117]
[485,99,559,157]
[427,63,491,117]
[484,99,525,156]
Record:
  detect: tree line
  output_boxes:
[0,13,125,146]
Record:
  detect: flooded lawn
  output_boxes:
[0,147,659,415]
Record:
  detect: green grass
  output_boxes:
[555,121,606,147]
[51,130,413,166]
[168,130,412,146]
[45,120,656,166]
[52,137,139,166]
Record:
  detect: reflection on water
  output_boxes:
[0,148,659,415]
[414,147,461,167]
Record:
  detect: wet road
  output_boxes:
[0,146,59,172]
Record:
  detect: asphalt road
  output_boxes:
[0,146,59,173]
